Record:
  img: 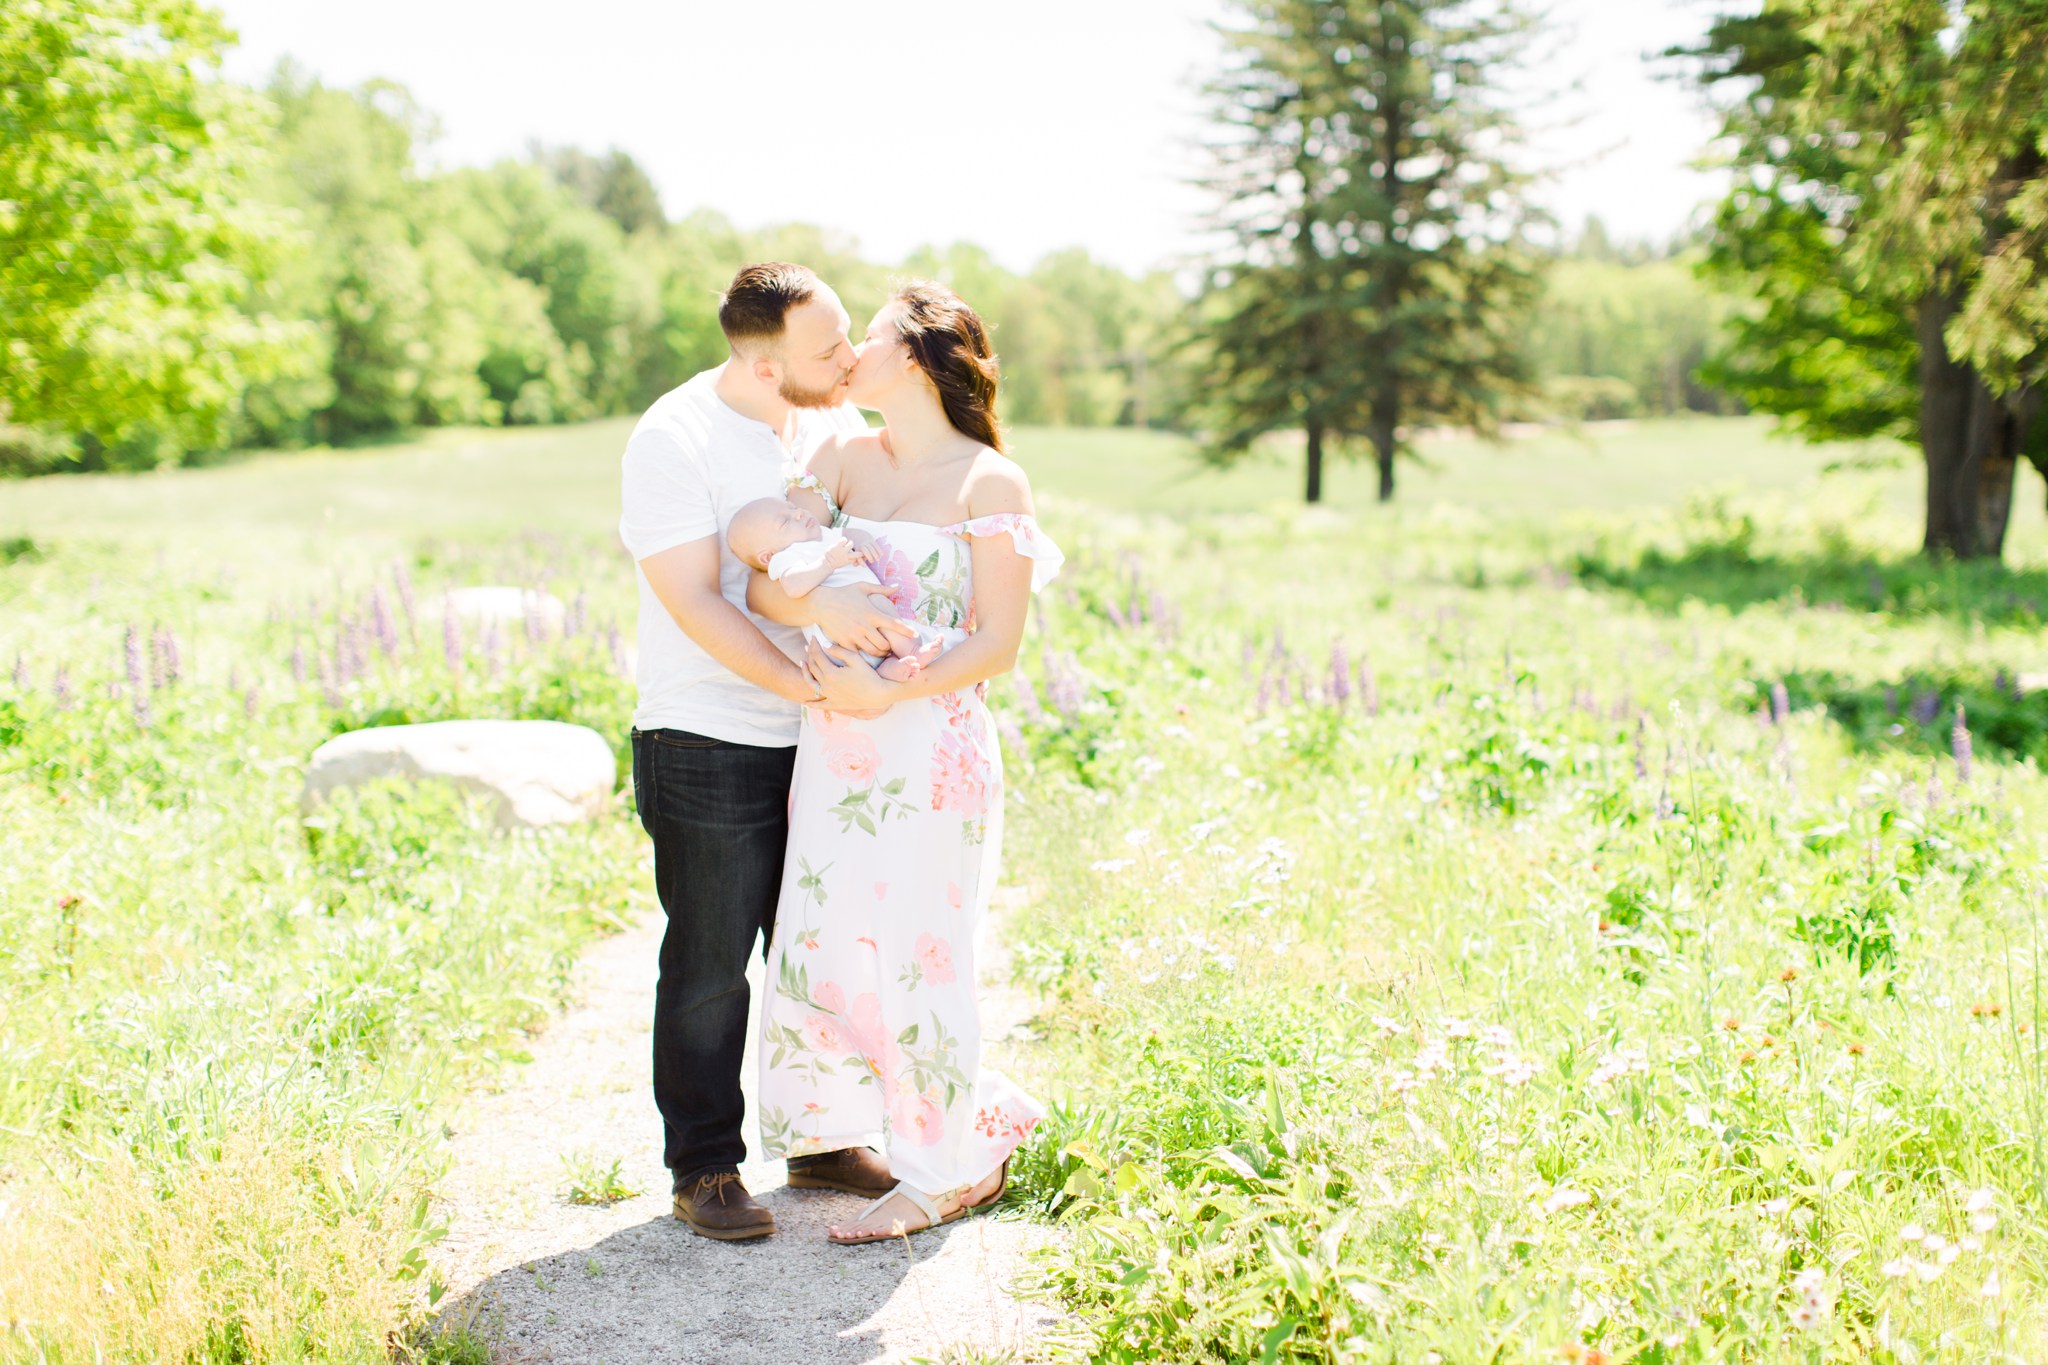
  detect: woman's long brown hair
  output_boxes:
[892,282,1005,453]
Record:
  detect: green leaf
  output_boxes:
[1261,1317,1299,1364]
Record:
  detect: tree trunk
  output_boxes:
[1370,387,1398,503]
[1304,419,1324,504]
[1917,285,2021,560]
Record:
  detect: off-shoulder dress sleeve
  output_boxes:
[785,470,845,528]
[942,513,1064,593]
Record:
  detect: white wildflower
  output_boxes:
[1965,1187,1996,1213]
[1897,1223,1925,1242]
[1125,828,1153,847]
[1542,1188,1592,1214]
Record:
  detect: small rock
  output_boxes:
[303,719,616,829]
[2018,671,2048,695]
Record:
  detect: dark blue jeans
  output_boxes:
[630,727,795,1186]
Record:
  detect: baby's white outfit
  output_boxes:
[767,530,946,661]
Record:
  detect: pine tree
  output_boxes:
[1193,0,1544,503]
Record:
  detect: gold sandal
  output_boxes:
[826,1159,1009,1246]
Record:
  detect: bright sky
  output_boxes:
[214,0,1733,275]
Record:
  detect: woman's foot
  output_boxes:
[825,1162,1005,1243]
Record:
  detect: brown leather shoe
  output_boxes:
[672,1172,775,1241]
[784,1146,895,1196]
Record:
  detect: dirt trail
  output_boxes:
[426,891,1068,1364]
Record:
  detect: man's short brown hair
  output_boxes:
[719,263,818,355]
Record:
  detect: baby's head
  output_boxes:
[728,497,825,570]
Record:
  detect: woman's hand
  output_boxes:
[806,639,898,716]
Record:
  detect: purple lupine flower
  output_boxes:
[229,666,241,695]
[996,712,1027,755]
[244,687,260,717]
[132,688,150,730]
[1127,594,1146,626]
[608,621,628,677]
[52,666,73,710]
[291,643,307,684]
[1106,599,1127,630]
[524,587,547,643]
[443,596,462,671]
[1633,718,1648,780]
[1241,635,1255,675]
[1255,668,1272,716]
[1952,704,1974,786]
[394,562,417,632]
[1014,673,1045,723]
[484,620,504,679]
[371,587,399,658]
[319,652,342,709]
[1149,591,1167,628]
[1330,641,1351,706]
[10,652,25,690]
[1909,689,1941,725]
[1358,658,1379,717]
[149,628,168,690]
[569,590,589,639]
[124,626,144,694]
[1770,681,1789,727]
[348,614,370,678]
[1048,654,1084,715]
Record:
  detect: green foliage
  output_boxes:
[1526,249,1740,420]
[0,0,321,465]
[559,1151,640,1206]
[1683,0,2048,559]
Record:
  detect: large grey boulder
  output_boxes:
[304,720,616,829]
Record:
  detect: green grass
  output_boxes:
[5,414,2048,1362]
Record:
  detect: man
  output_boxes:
[618,262,910,1240]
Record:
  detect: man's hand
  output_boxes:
[811,584,914,655]
[806,639,899,715]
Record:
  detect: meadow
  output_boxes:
[3,416,2048,1363]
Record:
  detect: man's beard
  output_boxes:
[780,372,846,409]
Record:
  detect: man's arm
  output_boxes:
[748,572,911,655]
[641,536,815,704]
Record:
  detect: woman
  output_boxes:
[752,282,1063,1245]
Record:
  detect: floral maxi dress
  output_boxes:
[757,511,1063,1195]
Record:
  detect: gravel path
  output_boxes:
[426,887,1069,1364]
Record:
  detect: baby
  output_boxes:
[727,496,947,681]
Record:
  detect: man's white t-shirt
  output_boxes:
[619,365,866,746]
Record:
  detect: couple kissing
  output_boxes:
[618,263,1062,1246]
